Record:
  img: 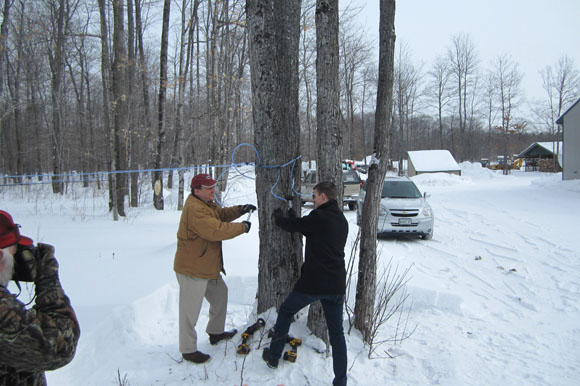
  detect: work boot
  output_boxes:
[182,351,210,364]
[208,329,238,345]
[262,347,279,369]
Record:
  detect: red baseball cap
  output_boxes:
[190,173,217,190]
[0,210,34,249]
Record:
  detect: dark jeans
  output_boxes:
[269,290,347,386]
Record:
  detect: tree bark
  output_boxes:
[307,0,341,346]
[153,0,170,210]
[112,0,128,216]
[354,0,395,344]
[247,0,303,313]
[48,0,67,194]
[127,0,139,208]
[98,0,118,220]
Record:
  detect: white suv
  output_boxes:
[356,176,434,239]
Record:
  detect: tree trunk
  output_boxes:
[98,0,118,220]
[354,0,395,344]
[127,0,139,208]
[0,0,12,96]
[247,0,303,313]
[135,0,152,166]
[153,0,171,210]
[112,0,128,217]
[49,0,67,194]
[307,0,341,347]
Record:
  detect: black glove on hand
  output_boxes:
[11,247,38,282]
[242,221,251,233]
[240,204,257,214]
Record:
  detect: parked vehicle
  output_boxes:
[301,170,361,210]
[356,176,434,239]
[342,160,356,171]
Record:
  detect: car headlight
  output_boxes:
[379,205,388,216]
[422,206,432,217]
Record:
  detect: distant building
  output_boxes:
[556,97,580,180]
[517,141,563,172]
[407,150,461,177]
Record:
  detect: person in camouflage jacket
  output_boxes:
[0,210,80,386]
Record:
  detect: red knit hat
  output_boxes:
[0,210,34,249]
[190,173,217,190]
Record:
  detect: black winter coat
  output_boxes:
[274,200,348,295]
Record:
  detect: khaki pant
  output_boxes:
[176,273,228,353]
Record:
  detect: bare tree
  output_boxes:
[354,0,396,344]
[427,54,451,149]
[393,42,421,170]
[112,0,129,216]
[0,0,12,96]
[493,53,523,174]
[538,55,580,169]
[483,71,497,155]
[338,5,373,160]
[175,0,200,210]
[298,0,316,162]
[305,0,342,348]
[447,33,478,161]
[98,0,118,219]
[47,0,68,194]
[153,0,170,210]
[247,0,303,312]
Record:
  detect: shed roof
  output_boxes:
[407,150,460,172]
[518,141,563,158]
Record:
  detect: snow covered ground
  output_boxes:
[2,163,580,386]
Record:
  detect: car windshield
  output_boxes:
[343,172,359,183]
[382,180,422,199]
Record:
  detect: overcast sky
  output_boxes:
[350,0,580,112]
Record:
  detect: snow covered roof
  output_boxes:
[407,150,460,172]
[518,141,563,157]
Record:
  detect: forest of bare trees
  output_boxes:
[1,0,579,207]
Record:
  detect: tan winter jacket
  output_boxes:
[174,194,246,279]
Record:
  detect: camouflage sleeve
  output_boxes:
[0,244,80,373]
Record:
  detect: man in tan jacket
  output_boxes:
[174,173,255,364]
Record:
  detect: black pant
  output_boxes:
[270,290,347,386]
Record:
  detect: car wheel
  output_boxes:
[348,202,356,211]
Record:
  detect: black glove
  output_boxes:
[11,246,38,282]
[240,204,257,214]
[242,221,251,233]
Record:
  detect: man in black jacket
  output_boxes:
[263,181,348,386]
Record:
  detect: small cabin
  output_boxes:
[407,150,461,177]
